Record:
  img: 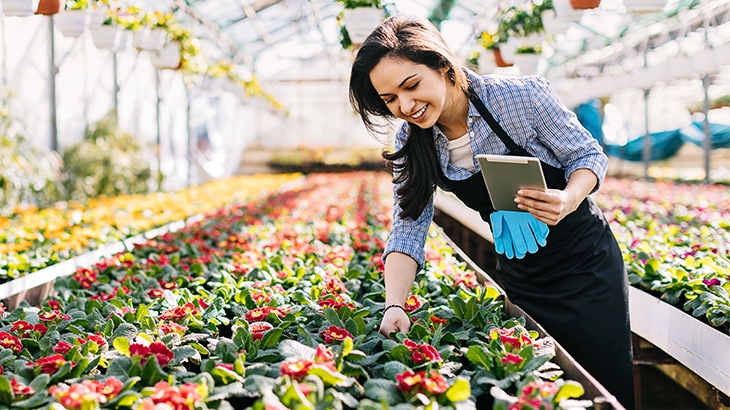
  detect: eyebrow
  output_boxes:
[378,74,417,97]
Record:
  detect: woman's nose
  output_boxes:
[400,97,415,116]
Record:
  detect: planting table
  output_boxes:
[0,215,203,310]
[432,190,625,410]
[433,189,730,408]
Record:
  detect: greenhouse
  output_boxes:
[0,0,729,408]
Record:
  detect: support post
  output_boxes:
[112,51,119,120]
[49,17,58,152]
[155,69,162,189]
[642,89,651,180]
[702,74,712,184]
[186,88,193,187]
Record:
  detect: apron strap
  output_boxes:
[467,88,530,157]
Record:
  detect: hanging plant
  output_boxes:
[54,0,91,37]
[35,0,63,15]
[336,0,387,47]
[569,0,600,9]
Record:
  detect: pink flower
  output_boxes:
[501,353,523,366]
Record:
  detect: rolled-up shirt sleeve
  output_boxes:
[382,125,433,271]
[528,76,609,192]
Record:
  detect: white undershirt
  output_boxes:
[447,133,475,172]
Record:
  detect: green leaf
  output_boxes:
[10,391,49,409]
[171,346,199,366]
[189,342,210,356]
[136,304,150,323]
[308,364,347,387]
[28,374,50,392]
[113,336,131,356]
[107,356,133,378]
[344,318,359,337]
[49,361,72,384]
[211,367,244,385]
[141,355,168,385]
[466,345,493,370]
[261,328,283,350]
[445,377,471,402]
[342,336,354,358]
[112,323,138,341]
[406,324,430,341]
[323,308,343,327]
[0,377,13,405]
[555,380,584,402]
[362,379,401,405]
[68,357,90,379]
[449,297,468,319]
[382,361,409,380]
[105,391,141,408]
[390,345,411,364]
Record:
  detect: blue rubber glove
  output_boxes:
[490,211,549,259]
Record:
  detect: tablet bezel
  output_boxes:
[475,154,548,212]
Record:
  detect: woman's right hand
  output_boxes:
[379,307,411,337]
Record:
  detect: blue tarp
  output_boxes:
[574,100,730,162]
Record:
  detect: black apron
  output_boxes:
[434,91,634,409]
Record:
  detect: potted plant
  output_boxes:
[54,0,90,37]
[90,5,121,49]
[88,0,108,28]
[511,45,542,75]
[570,0,600,9]
[35,0,62,15]
[143,11,173,50]
[1,0,40,16]
[115,5,144,51]
[477,31,512,68]
[337,0,385,46]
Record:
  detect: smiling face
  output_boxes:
[369,57,452,129]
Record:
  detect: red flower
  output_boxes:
[501,353,523,366]
[430,315,448,325]
[215,363,234,371]
[158,279,178,290]
[33,323,48,335]
[396,370,423,393]
[53,340,74,355]
[147,288,165,298]
[403,295,423,312]
[244,307,273,322]
[314,344,335,364]
[421,370,449,395]
[704,278,721,287]
[87,334,107,346]
[319,325,353,344]
[149,342,174,367]
[130,343,150,358]
[159,303,199,321]
[280,359,313,379]
[148,381,207,410]
[0,332,23,352]
[10,321,31,336]
[249,322,273,341]
[198,298,209,309]
[38,310,71,323]
[318,294,356,311]
[34,354,71,374]
[160,322,188,335]
[11,378,35,397]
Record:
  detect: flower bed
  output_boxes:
[594,177,730,334]
[0,174,300,284]
[0,172,593,410]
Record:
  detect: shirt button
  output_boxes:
[467,118,473,124]
[469,131,474,137]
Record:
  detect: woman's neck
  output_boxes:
[436,88,470,141]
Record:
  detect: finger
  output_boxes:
[518,223,539,253]
[489,213,503,237]
[501,219,515,259]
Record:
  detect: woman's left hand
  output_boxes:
[514,188,580,226]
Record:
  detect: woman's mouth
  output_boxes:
[409,104,427,121]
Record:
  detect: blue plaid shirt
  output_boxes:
[383,68,609,270]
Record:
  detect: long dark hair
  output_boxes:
[349,14,467,220]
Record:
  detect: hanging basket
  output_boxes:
[89,2,108,29]
[1,0,40,16]
[35,0,60,15]
[91,25,121,49]
[512,53,541,75]
[342,7,383,45]
[623,0,667,14]
[144,28,166,50]
[554,0,584,21]
[54,9,89,37]
[569,0,600,9]
[132,27,149,48]
[150,41,181,70]
[115,29,131,51]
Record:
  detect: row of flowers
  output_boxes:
[0,172,589,409]
[595,177,730,333]
[0,174,300,283]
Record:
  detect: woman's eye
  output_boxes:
[385,97,395,104]
[405,82,419,91]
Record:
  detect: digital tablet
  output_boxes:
[476,154,547,212]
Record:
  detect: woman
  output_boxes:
[348,14,634,410]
